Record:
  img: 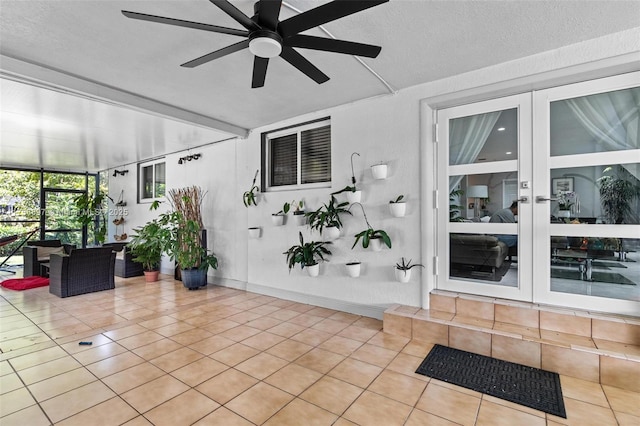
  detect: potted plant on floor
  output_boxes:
[306,195,351,241]
[160,186,218,289]
[129,217,165,282]
[350,203,392,252]
[395,257,424,282]
[284,232,332,277]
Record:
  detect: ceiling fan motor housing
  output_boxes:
[249,30,283,58]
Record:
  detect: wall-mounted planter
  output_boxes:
[322,226,340,241]
[248,227,261,239]
[272,214,285,226]
[306,263,320,277]
[395,268,412,283]
[345,262,361,278]
[389,202,406,217]
[293,212,306,226]
[346,190,362,204]
[371,164,388,180]
[369,237,383,252]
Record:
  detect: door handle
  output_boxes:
[516,196,529,203]
[536,195,557,203]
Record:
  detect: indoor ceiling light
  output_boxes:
[505,151,512,155]
[249,34,282,58]
[497,127,506,131]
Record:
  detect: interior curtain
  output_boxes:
[565,88,640,179]
[448,111,502,192]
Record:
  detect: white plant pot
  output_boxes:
[271,214,285,226]
[248,227,261,239]
[346,190,362,204]
[371,164,388,180]
[369,237,383,252]
[293,213,306,226]
[559,209,571,218]
[345,262,361,278]
[389,202,406,217]
[395,268,411,283]
[323,226,340,241]
[306,263,319,277]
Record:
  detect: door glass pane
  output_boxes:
[449,108,517,166]
[42,172,85,190]
[450,233,517,286]
[550,86,640,156]
[551,235,639,301]
[550,164,640,224]
[44,191,82,247]
[451,172,519,221]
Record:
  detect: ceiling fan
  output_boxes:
[122,0,388,88]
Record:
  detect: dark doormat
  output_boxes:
[551,268,636,285]
[415,344,566,418]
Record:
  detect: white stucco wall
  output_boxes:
[112,27,640,318]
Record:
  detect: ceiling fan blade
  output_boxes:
[209,0,261,31]
[279,0,388,38]
[252,57,270,88]
[280,46,329,84]
[257,0,282,30]
[285,34,381,58]
[181,39,250,68]
[122,10,248,37]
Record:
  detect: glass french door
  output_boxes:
[42,189,83,247]
[437,72,640,314]
[437,93,533,301]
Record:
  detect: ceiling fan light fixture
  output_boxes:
[249,36,282,58]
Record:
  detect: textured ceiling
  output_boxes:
[1,0,639,172]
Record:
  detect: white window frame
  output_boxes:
[263,119,331,192]
[138,158,166,203]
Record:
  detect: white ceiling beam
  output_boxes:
[0,54,249,138]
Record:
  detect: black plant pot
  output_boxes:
[181,268,207,290]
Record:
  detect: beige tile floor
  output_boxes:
[1,274,639,425]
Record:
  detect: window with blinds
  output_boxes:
[263,119,331,190]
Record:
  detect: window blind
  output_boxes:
[301,125,331,184]
[270,133,297,186]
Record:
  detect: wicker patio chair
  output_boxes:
[49,247,115,298]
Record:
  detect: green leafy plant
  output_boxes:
[597,166,640,224]
[389,195,404,204]
[129,218,165,271]
[395,257,424,271]
[242,169,259,207]
[331,185,358,196]
[306,196,351,234]
[349,203,392,249]
[274,200,303,215]
[284,232,332,271]
[449,188,465,222]
[73,190,108,245]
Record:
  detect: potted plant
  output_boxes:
[306,196,351,241]
[597,166,640,224]
[284,232,332,277]
[161,187,218,289]
[395,257,424,282]
[129,217,165,282]
[292,200,306,226]
[389,195,406,217]
[555,190,576,218]
[450,188,465,222]
[73,190,109,245]
[371,162,388,180]
[242,169,259,207]
[349,203,392,251]
[345,261,361,278]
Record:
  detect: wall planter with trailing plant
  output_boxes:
[293,201,306,226]
[306,195,351,242]
[395,258,424,283]
[349,203,392,252]
[242,169,260,207]
[332,152,362,204]
[248,227,261,239]
[284,232,332,277]
[389,195,406,217]
[345,261,361,278]
[371,162,388,180]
